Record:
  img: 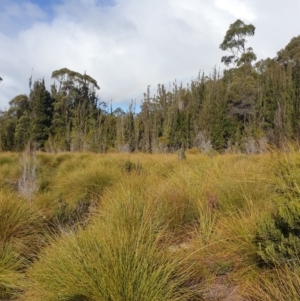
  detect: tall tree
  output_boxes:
[14,111,31,151]
[51,68,100,151]
[0,110,16,151]
[29,79,53,149]
[277,36,300,65]
[220,19,256,67]
[8,95,29,120]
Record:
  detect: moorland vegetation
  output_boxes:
[1,148,300,300]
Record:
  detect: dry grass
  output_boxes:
[0,150,300,300]
[0,190,46,298]
[25,177,197,301]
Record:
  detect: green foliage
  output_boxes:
[212,259,234,276]
[255,151,300,265]
[51,68,100,90]
[29,80,54,149]
[277,35,300,65]
[0,111,17,151]
[8,94,29,120]
[14,111,31,151]
[220,19,256,67]
[2,25,300,154]
[255,207,300,265]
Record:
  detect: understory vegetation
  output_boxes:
[1,149,300,300]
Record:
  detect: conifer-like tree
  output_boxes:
[29,79,53,149]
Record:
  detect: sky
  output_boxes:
[0,0,300,111]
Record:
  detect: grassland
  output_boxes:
[1,149,300,300]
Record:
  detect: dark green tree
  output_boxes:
[14,111,31,151]
[0,110,16,151]
[208,72,233,150]
[29,79,53,149]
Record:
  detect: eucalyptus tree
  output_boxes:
[220,19,257,67]
[8,94,30,120]
[277,36,300,65]
[219,19,259,148]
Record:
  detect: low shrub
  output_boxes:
[254,151,300,265]
[154,181,200,236]
[255,199,300,265]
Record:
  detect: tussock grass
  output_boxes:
[54,163,114,204]
[2,150,300,300]
[0,190,45,298]
[202,154,271,212]
[0,152,20,186]
[26,178,196,301]
[0,246,26,299]
[27,230,194,301]
[247,262,300,300]
[0,190,45,259]
[34,154,118,230]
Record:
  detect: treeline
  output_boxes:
[1,23,300,153]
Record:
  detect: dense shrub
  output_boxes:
[254,151,300,265]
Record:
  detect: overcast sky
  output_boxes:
[0,0,299,111]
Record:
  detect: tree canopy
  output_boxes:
[220,19,256,67]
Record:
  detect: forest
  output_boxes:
[1,19,300,154]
